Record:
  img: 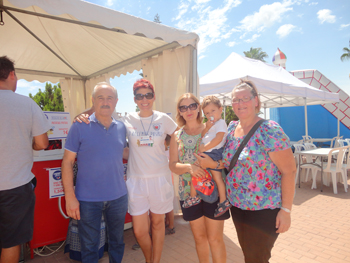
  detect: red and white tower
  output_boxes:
[272,48,287,69]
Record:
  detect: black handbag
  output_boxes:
[225,119,266,175]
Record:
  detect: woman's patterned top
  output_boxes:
[176,128,202,201]
[222,120,291,210]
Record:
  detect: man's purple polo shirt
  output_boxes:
[65,113,127,202]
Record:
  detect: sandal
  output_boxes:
[214,199,232,218]
[165,226,176,235]
[132,242,140,250]
[182,196,201,208]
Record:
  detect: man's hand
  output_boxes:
[32,133,49,150]
[65,196,81,220]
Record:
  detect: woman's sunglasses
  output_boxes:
[178,103,198,112]
[134,92,154,100]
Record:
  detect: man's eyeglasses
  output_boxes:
[178,103,198,112]
[232,96,254,104]
[135,92,154,100]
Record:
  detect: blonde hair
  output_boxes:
[176,93,203,127]
[232,79,261,113]
[201,95,222,110]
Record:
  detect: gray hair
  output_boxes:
[92,82,118,99]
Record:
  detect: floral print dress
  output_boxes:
[177,128,202,201]
[223,120,291,211]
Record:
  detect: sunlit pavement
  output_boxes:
[26,174,350,263]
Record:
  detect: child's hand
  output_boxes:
[206,118,214,130]
[199,144,205,153]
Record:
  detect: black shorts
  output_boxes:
[0,181,35,248]
[180,198,230,221]
[204,148,223,172]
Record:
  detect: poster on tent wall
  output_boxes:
[48,168,64,199]
[44,111,71,139]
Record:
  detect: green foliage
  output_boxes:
[136,105,140,112]
[29,82,64,112]
[243,47,269,62]
[340,45,350,62]
[223,106,238,125]
[154,13,161,23]
[202,106,238,125]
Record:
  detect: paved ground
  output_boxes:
[25,175,350,263]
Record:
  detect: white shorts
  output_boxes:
[126,176,174,216]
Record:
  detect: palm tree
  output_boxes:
[340,41,350,62]
[341,40,350,79]
[243,47,268,62]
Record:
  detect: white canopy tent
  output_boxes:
[200,52,339,136]
[0,0,199,120]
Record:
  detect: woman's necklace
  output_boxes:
[183,124,203,135]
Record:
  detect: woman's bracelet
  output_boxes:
[280,207,291,213]
[215,160,220,169]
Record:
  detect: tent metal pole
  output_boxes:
[304,98,308,137]
[264,107,266,119]
[2,5,126,34]
[223,100,226,122]
[193,48,198,97]
[15,68,80,80]
[4,9,82,78]
[187,46,198,96]
[82,78,87,109]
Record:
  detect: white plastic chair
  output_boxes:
[312,146,348,194]
[335,139,349,165]
[345,138,350,146]
[302,135,313,143]
[343,139,350,178]
[332,136,344,148]
[303,143,319,182]
[293,143,306,184]
[304,143,317,150]
[335,139,346,147]
[342,146,350,187]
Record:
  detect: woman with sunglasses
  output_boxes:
[169,93,229,263]
[123,79,177,263]
[75,79,177,263]
[195,80,296,263]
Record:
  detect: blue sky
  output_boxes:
[16,0,350,114]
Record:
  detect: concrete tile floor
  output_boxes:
[25,176,350,263]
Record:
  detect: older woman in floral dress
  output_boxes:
[196,79,296,263]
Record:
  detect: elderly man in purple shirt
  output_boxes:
[62,82,128,263]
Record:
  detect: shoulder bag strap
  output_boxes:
[227,119,266,173]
